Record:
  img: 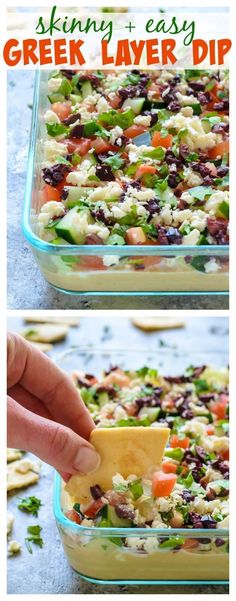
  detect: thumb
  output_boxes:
[7,397,100,475]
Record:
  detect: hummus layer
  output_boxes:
[40,266,228,293]
[61,536,228,582]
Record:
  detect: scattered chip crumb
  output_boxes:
[131,317,185,331]
[21,324,69,343]
[8,540,22,556]
[7,459,40,492]
[7,448,23,463]
[24,316,79,327]
[7,512,15,536]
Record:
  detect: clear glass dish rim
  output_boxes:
[22,70,229,258]
[53,472,228,537]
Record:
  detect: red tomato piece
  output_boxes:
[152,131,173,149]
[152,471,177,497]
[170,435,190,450]
[65,509,82,524]
[162,461,178,474]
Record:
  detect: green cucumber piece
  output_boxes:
[138,407,160,422]
[48,93,65,103]
[81,81,93,99]
[97,392,110,407]
[122,97,146,115]
[63,186,94,204]
[50,237,69,245]
[55,207,91,244]
[70,93,82,105]
[107,506,131,528]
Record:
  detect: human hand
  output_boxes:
[7,332,100,479]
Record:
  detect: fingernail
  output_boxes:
[74,446,100,474]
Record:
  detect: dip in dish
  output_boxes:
[54,363,229,583]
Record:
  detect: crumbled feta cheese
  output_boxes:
[109,125,123,145]
[182,228,200,245]
[160,204,173,226]
[181,106,194,117]
[103,255,120,267]
[8,540,22,556]
[204,259,220,273]
[44,109,60,124]
[175,91,198,106]
[205,467,223,483]
[204,190,229,214]
[88,183,122,202]
[44,140,68,162]
[66,161,96,186]
[134,115,151,127]
[48,77,62,93]
[143,538,160,553]
[126,186,154,202]
[200,435,229,454]
[183,167,202,187]
[164,113,218,151]
[182,418,207,436]
[38,201,65,228]
[96,96,111,113]
[80,518,94,527]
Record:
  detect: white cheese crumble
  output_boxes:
[164,113,219,151]
[8,540,22,556]
[48,77,62,93]
[103,255,120,268]
[182,228,200,245]
[44,140,68,162]
[204,190,229,214]
[44,109,60,124]
[134,115,151,127]
[204,259,220,273]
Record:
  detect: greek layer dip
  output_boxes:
[65,364,229,553]
[37,69,229,259]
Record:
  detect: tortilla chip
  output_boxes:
[24,317,79,327]
[131,317,185,331]
[65,427,170,504]
[21,324,69,343]
[7,459,40,492]
[7,448,23,463]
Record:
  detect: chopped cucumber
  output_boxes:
[122,97,146,115]
[97,392,110,408]
[70,93,82,105]
[55,207,91,244]
[64,186,94,202]
[81,81,93,99]
[48,93,65,103]
[50,237,69,245]
[138,407,160,422]
[107,506,131,528]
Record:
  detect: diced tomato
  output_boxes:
[102,368,131,388]
[91,137,115,154]
[51,102,71,121]
[208,139,229,159]
[170,435,190,450]
[162,461,178,474]
[135,164,156,179]
[83,498,106,518]
[109,94,122,109]
[152,131,173,149]
[125,227,147,245]
[152,471,177,497]
[79,256,106,271]
[65,509,82,524]
[65,137,92,156]
[183,538,199,550]
[211,401,227,420]
[123,125,147,139]
[126,403,138,416]
[41,184,61,202]
[206,425,215,436]
[219,449,229,461]
[148,83,162,99]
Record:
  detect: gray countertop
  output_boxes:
[7,70,229,310]
[7,315,229,594]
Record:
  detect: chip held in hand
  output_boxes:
[65,427,170,504]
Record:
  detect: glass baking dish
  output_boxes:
[53,346,229,585]
[22,71,229,296]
